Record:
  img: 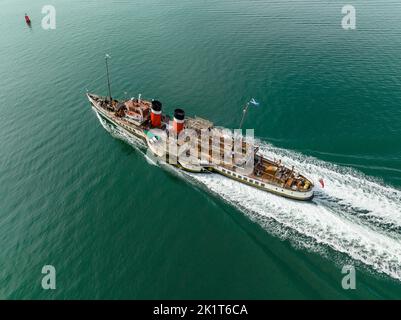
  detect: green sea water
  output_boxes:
[1,0,401,299]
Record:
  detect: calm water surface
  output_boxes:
[1,0,401,299]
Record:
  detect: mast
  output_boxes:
[105,54,112,102]
[239,102,250,129]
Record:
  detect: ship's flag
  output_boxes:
[249,98,260,106]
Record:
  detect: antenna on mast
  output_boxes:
[105,54,112,103]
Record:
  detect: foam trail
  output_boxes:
[187,171,401,280]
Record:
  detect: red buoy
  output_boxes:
[25,14,31,24]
